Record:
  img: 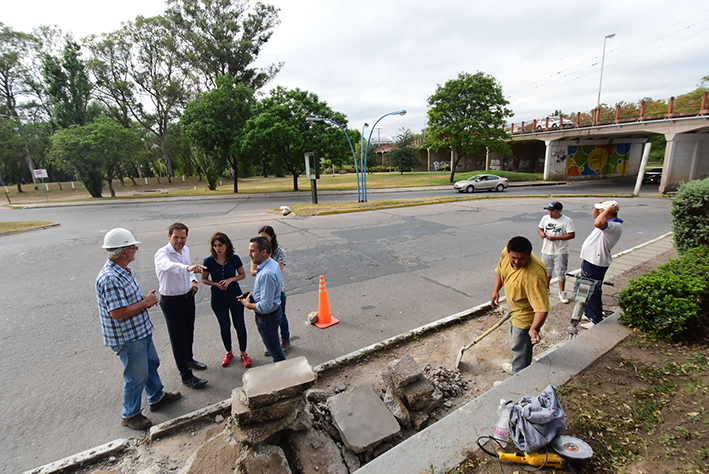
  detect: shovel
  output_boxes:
[455,311,512,370]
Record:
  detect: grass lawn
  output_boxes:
[0,221,58,234]
[3,170,543,204]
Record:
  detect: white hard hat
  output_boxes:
[594,200,620,211]
[102,228,141,249]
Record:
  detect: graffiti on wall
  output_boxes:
[566,144,630,176]
[430,161,449,171]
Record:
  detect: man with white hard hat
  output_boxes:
[96,228,181,431]
[579,201,623,326]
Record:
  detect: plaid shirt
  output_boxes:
[96,259,153,347]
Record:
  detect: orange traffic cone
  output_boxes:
[314,275,339,329]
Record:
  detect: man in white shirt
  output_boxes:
[154,222,208,389]
[537,201,575,304]
[579,201,623,325]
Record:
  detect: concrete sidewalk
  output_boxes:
[354,233,675,474]
[22,233,674,474]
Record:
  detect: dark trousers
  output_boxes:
[581,260,609,324]
[160,295,196,380]
[211,298,247,353]
[256,307,286,363]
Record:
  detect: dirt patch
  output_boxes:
[75,248,690,474]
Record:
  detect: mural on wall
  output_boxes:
[566,144,630,176]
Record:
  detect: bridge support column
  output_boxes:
[633,142,652,195]
[543,141,552,181]
[659,134,676,194]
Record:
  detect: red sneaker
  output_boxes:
[221,351,233,367]
[241,353,252,368]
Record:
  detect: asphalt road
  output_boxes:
[0,180,670,473]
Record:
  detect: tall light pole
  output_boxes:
[596,33,616,124]
[306,117,362,201]
[362,110,406,202]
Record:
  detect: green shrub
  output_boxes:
[619,246,709,341]
[671,177,709,253]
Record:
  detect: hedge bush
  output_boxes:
[619,245,709,341]
[671,177,709,253]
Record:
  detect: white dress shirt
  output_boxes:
[154,242,197,296]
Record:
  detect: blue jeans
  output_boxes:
[581,260,609,324]
[510,325,533,375]
[211,298,247,353]
[279,291,290,342]
[255,308,286,362]
[111,334,164,418]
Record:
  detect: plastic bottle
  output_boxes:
[492,399,511,440]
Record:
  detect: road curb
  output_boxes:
[20,439,130,474]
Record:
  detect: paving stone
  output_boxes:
[410,411,430,431]
[185,427,241,474]
[236,445,292,474]
[289,429,349,474]
[232,388,305,425]
[383,387,411,428]
[230,404,311,446]
[329,385,401,454]
[401,376,435,411]
[243,356,317,408]
[387,354,424,389]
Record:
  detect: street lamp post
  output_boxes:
[307,109,406,203]
[361,110,406,202]
[306,117,362,201]
[596,33,616,124]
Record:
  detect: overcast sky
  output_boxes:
[5,0,709,141]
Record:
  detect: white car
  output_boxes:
[453,174,509,193]
[536,117,573,130]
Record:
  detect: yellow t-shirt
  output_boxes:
[495,248,550,329]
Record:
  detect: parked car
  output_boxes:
[536,117,573,130]
[642,167,663,184]
[453,174,509,193]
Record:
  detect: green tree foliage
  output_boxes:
[181,75,255,191]
[49,117,143,197]
[671,177,709,253]
[243,87,348,191]
[387,128,419,174]
[42,40,93,129]
[87,16,187,181]
[426,71,512,183]
[165,0,282,90]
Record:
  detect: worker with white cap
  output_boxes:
[579,201,623,326]
[96,228,181,430]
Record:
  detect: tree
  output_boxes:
[49,117,144,197]
[388,128,419,174]
[42,40,93,128]
[426,71,512,183]
[181,75,255,191]
[165,0,282,90]
[242,86,349,191]
[87,16,188,181]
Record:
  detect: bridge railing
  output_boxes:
[507,91,708,134]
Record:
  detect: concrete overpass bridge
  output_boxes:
[503,93,709,193]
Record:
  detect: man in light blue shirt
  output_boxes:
[240,236,285,362]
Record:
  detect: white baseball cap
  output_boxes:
[594,200,620,211]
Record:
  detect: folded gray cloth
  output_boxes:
[509,384,566,453]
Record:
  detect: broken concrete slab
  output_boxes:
[289,429,349,474]
[230,406,312,446]
[185,427,241,474]
[242,356,317,408]
[232,389,305,425]
[383,387,411,428]
[305,388,332,404]
[329,385,401,454]
[401,376,435,411]
[236,445,292,474]
[387,354,424,388]
[410,411,430,431]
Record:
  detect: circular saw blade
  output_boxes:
[551,435,594,460]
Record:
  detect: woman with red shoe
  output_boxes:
[202,232,252,368]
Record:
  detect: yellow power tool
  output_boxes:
[498,451,564,469]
